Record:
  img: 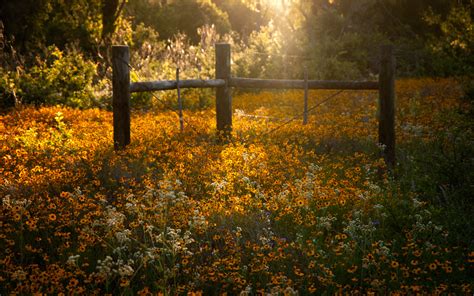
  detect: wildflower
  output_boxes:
[138,287,152,296]
[428,263,437,270]
[461,283,471,293]
[49,214,57,221]
[119,278,130,287]
[68,278,79,287]
[294,268,304,276]
[13,269,27,281]
[271,276,279,285]
[444,266,453,273]
[468,251,474,263]
[67,255,80,266]
[283,287,297,296]
[347,265,358,273]
[391,260,399,268]
[25,219,36,228]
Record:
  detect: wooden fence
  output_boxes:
[112,44,395,167]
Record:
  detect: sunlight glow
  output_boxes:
[265,0,285,11]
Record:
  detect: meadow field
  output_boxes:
[0,78,473,294]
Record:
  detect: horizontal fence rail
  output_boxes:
[112,43,396,168]
[130,79,226,92]
[230,78,379,90]
[130,78,379,92]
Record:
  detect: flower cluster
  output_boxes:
[0,78,471,294]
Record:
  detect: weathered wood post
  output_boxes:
[112,45,131,150]
[379,45,396,169]
[176,68,184,132]
[215,43,232,136]
[303,67,309,125]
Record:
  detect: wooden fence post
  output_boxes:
[176,68,184,132]
[303,67,309,125]
[215,43,232,136]
[379,45,396,169]
[112,45,131,150]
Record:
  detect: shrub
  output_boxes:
[18,46,98,108]
[424,3,474,76]
[0,69,19,110]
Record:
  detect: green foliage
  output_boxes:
[231,7,383,80]
[0,0,103,56]
[0,69,19,110]
[397,105,474,244]
[14,111,74,153]
[18,46,98,108]
[307,32,381,80]
[212,0,268,38]
[424,3,474,76]
[461,79,474,104]
[0,0,53,52]
[233,24,286,79]
[127,0,231,44]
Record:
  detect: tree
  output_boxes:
[0,0,127,60]
[126,0,231,43]
[212,0,268,39]
[102,0,127,41]
[424,2,474,76]
[0,0,53,54]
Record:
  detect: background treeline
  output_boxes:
[1,0,473,109]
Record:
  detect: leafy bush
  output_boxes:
[424,3,474,76]
[18,46,98,108]
[233,24,288,79]
[127,0,231,44]
[0,69,19,109]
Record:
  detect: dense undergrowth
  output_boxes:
[0,78,473,294]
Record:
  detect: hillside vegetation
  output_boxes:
[1,78,472,294]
